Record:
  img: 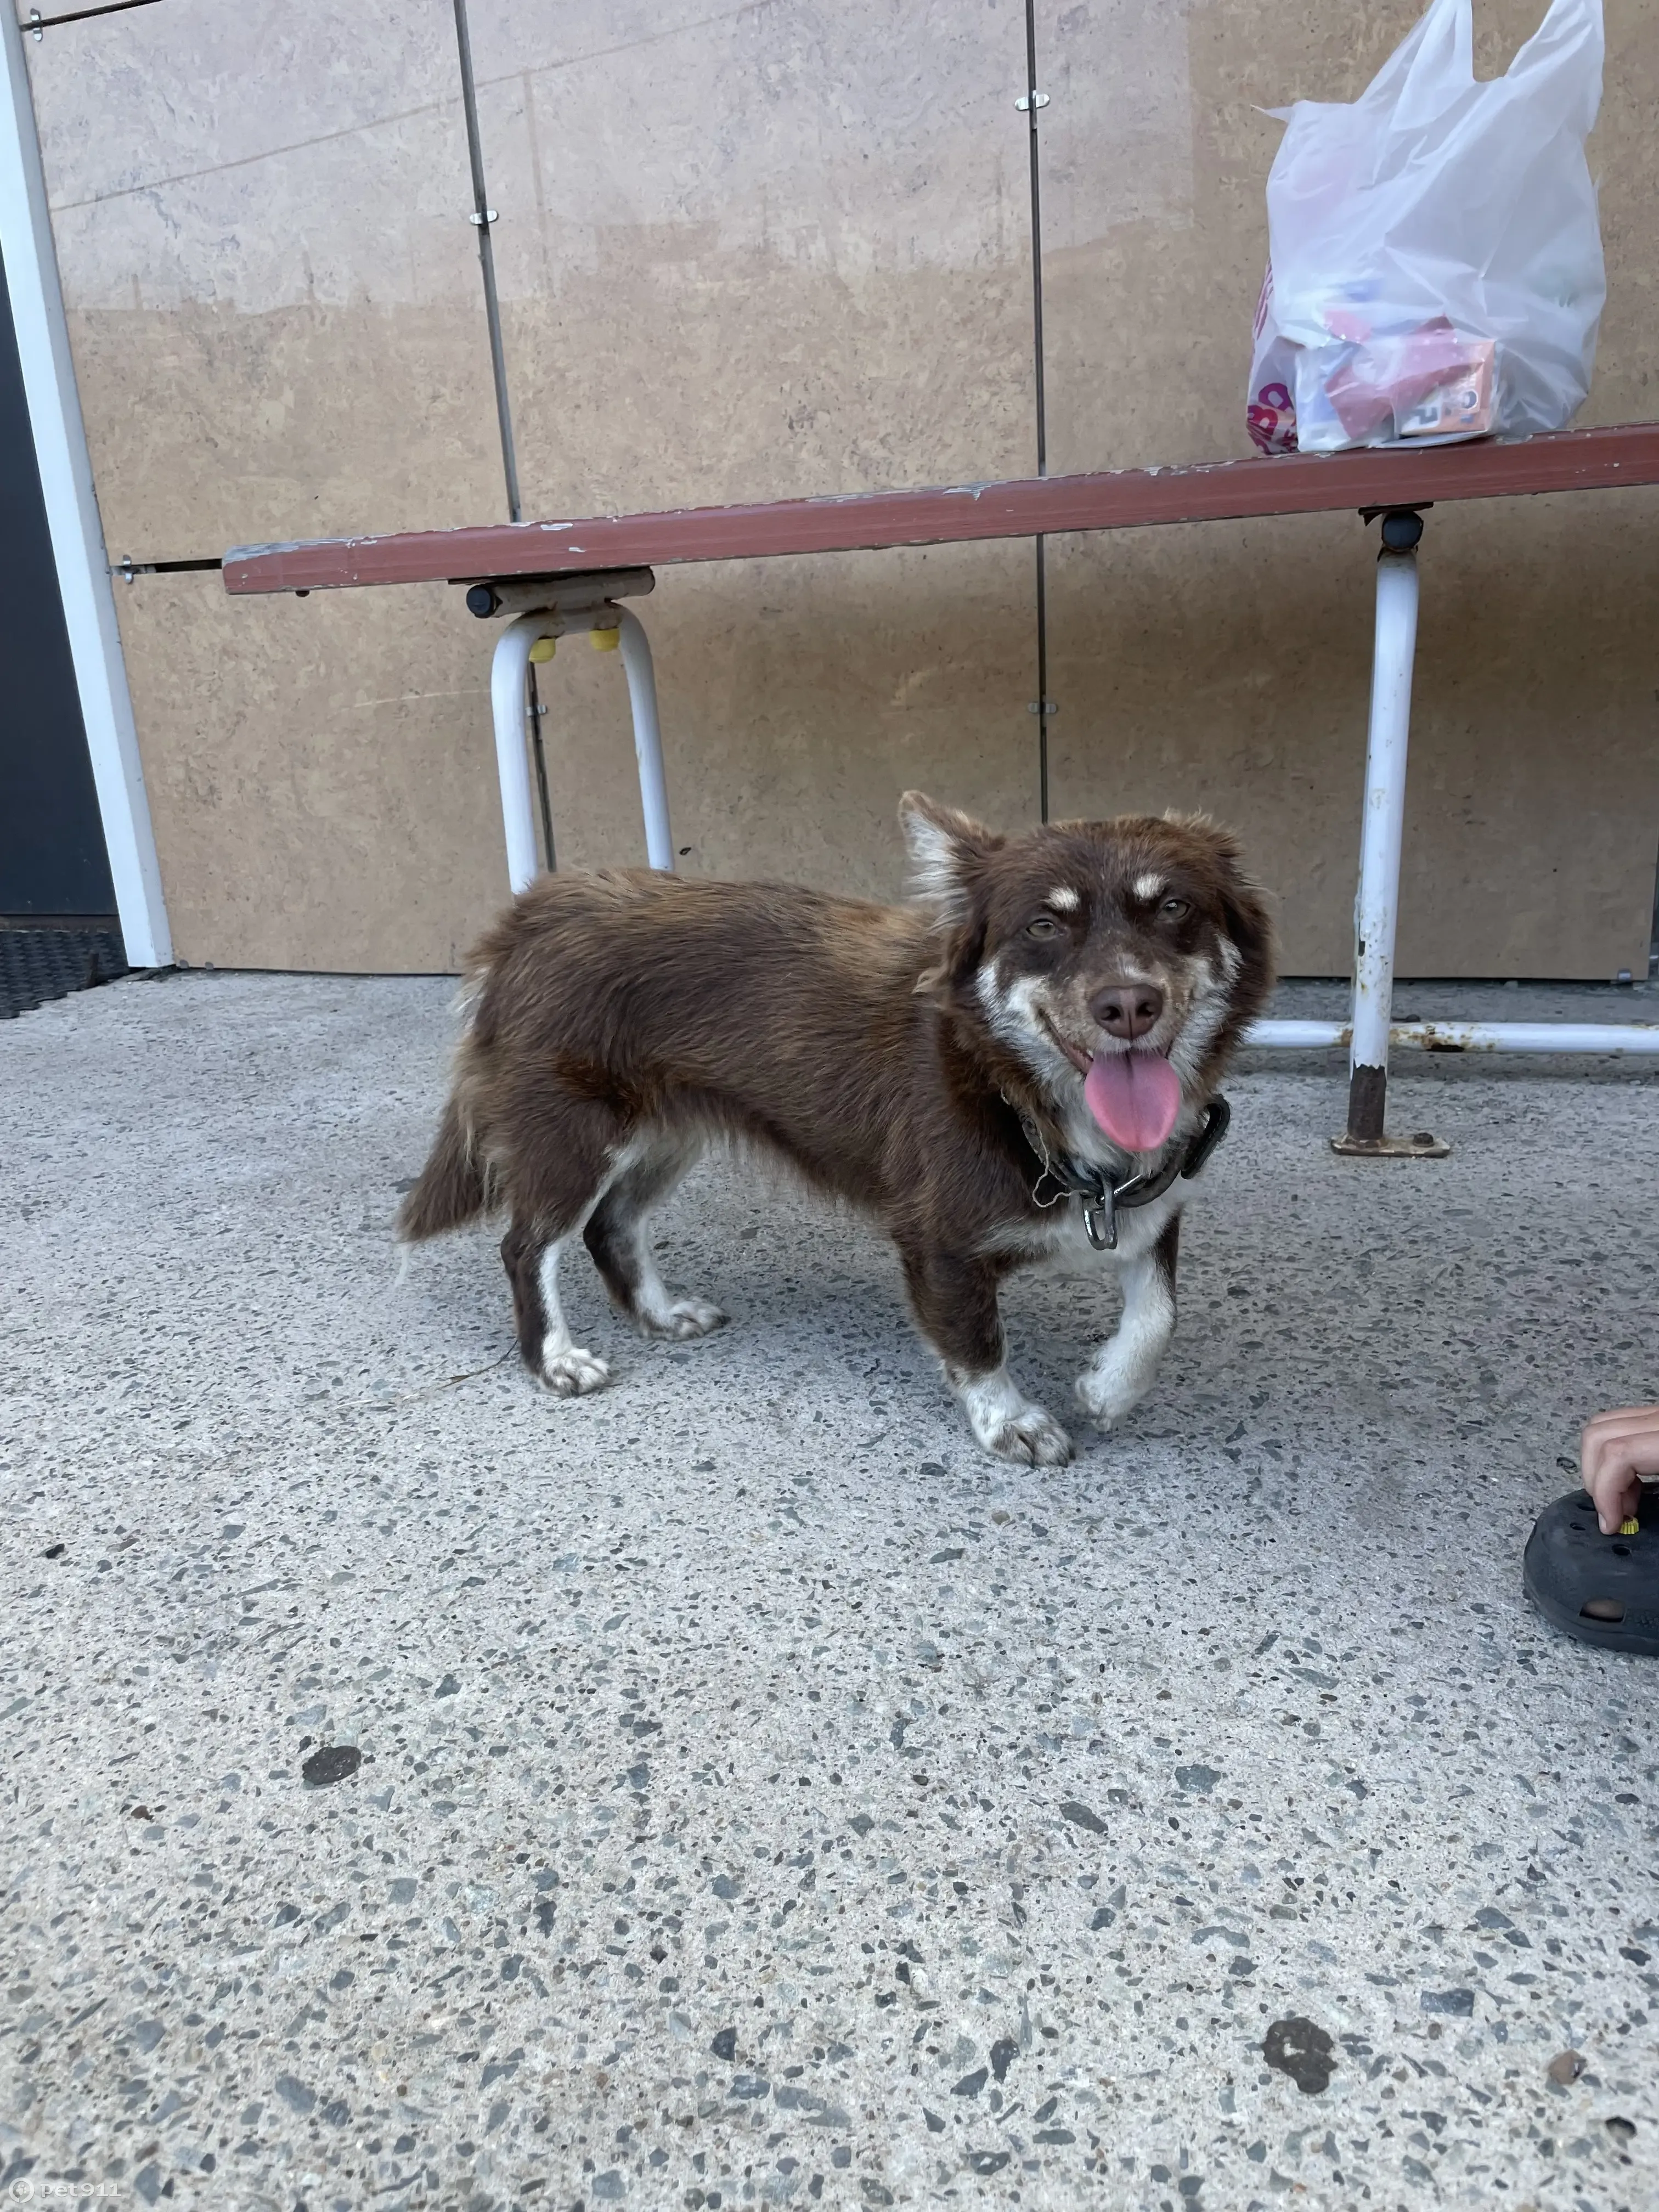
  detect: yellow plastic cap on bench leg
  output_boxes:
[528,636,556,663]
[591,625,620,651]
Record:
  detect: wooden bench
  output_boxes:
[225,422,1659,1154]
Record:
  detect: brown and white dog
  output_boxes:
[398,795,1273,1465]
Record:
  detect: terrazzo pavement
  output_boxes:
[3,971,1657,2212]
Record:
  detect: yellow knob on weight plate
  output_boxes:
[1620,1517,1640,1537]
[528,636,556,663]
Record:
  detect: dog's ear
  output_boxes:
[1221,865,1276,997]
[899,791,1000,919]
[900,792,999,996]
[1171,812,1276,990]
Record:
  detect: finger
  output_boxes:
[1582,1408,1659,1444]
[1579,1412,1659,1470]
[1585,1425,1659,1483]
[1581,1417,1659,1498]
[1589,1477,1638,1536]
[1585,1452,1655,1534]
[1594,1489,1638,1537]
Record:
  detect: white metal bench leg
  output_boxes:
[490,613,546,895]
[617,605,674,871]
[1330,509,1448,1159]
[487,600,675,894]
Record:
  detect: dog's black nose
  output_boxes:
[1092,981,1165,1040]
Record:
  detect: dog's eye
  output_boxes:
[1160,897,1191,921]
[1026,916,1061,939]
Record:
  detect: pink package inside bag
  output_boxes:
[1322,317,1492,443]
[1397,341,1496,437]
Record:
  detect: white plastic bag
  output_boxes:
[1247,0,1605,455]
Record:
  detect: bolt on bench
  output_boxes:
[224,421,1659,1156]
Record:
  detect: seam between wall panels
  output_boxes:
[452,0,555,872]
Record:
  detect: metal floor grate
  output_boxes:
[0,927,129,1020]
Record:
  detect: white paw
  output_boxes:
[983,1403,1075,1467]
[956,1367,1074,1467]
[1075,1365,1150,1427]
[641,1297,727,1341]
[539,1346,612,1397]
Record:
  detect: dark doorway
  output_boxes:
[0,242,117,928]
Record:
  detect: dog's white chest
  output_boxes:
[1026,1183,1186,1279]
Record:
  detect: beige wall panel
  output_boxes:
[40,0,1657,975]
[1391,490,1659,978]
[466,0,1038,507]
[1045,514,1369,969]
[540,542,1042,895]
[26,0,504,556]
[112,576,512,973]
[1040,0,1659,975]
[48,0,1048,972]
[1592,0,1659,431]
[115,539,1038,973]
[1047,488,1659,978]
[458,4,1046,946]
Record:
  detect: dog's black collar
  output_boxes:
[1016,1095,1231,1252]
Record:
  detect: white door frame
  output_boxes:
[0,9,171,967]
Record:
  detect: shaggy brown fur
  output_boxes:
[399,794,1273,1464]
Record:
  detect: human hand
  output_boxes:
[1578,1406,1659,1535]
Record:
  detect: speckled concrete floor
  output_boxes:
[3,972,1657,2212]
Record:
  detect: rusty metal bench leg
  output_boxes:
[1331,507,1449,1160]
[482,572,673,893]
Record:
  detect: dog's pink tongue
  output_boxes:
[1084,1051,1182,1152]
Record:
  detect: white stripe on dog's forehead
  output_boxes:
[1131,873,1165,903]
[1046,885,1081,911]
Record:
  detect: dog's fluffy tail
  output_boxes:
[397,1097,487,1242]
